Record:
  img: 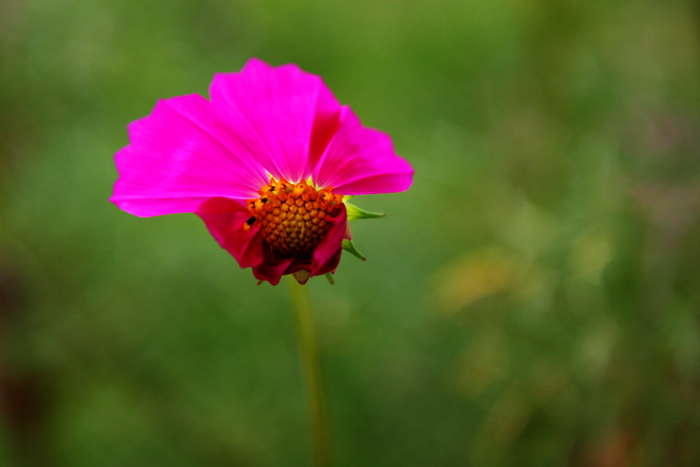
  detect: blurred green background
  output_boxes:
[2,0,700,465]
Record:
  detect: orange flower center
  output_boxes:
[245,178,343,257]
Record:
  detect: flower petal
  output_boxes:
[252,251,296,286]
[310,204,348,276]
[111,94,269,217]
[209,58,342,184]
[195,198,265,269]
[312,107,414,195]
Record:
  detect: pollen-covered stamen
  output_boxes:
[245,178,343,257]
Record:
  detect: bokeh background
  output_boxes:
[2,0,700,465]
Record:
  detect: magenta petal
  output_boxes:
[252,252,295,286]
[196,198,264,269]
[111,94,269,217]
[209,58,342,183]
[310,204,348,277]
[195,197,301,285]
[312,107,414,195]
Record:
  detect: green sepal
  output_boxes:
[342,239,366,261]
[345,201,385,221]
[324,272,335,285]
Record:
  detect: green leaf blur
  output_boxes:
[1,0,700,465]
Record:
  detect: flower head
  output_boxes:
[110,58,413,285]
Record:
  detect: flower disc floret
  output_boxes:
[245,178,343,258]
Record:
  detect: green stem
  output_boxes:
[287,277,332,467]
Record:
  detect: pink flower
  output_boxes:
[110,58,413,285]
